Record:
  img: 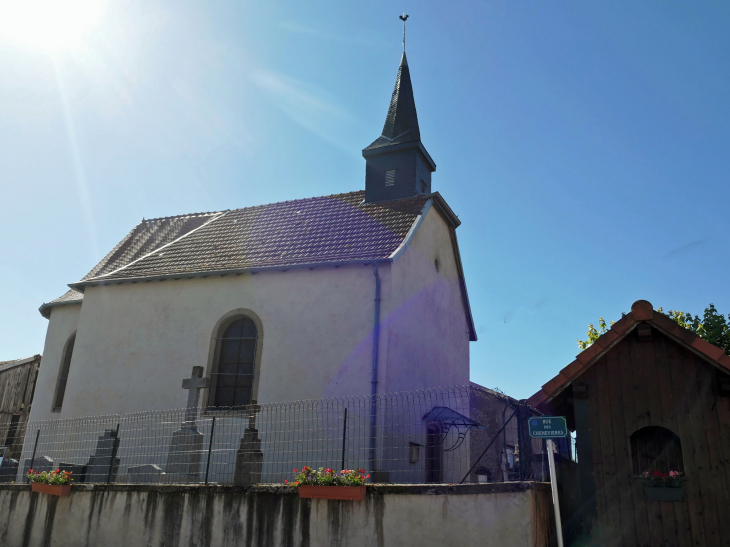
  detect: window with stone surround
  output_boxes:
[209,317,258,407]
[52,333,76,411]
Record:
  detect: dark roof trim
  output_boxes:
[361,140,436,171]
[0,354,41,373]
[449,224,477,342]
[38,298,82,319]
[68,258,393,291]
[431,192,460,228]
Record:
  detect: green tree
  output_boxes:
[578,304,730,355]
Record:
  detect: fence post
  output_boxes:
[205,416,216,485]
[340,408,347,471]
[106,423,121,484]
[28,429,40,482]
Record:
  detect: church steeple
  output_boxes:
[362,50,436,203]
[368,52,420,149]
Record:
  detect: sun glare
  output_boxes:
[0,0,105,53]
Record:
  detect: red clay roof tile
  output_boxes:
[560,360,584,381]
[691,337,726,361]
[576,342,603,365]
[631,300,654,321]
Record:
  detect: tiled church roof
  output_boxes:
[41,190,434,314]
[528,300,730,410]
[39,211,220,318]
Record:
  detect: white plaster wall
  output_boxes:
[382,206,470,392]
[31,305,80,419]
[33,265,381,420]
[30,205,472,422]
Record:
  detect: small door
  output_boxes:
[425,425,443,483]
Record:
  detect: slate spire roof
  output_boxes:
[365,52,422,150]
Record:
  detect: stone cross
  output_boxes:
[182,366,209,425]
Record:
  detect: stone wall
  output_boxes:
[0,482,554,547]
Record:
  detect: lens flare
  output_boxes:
[0,0,105,53]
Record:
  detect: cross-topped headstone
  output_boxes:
[182,366,209,425]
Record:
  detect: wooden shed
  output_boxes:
[0,355,40,458]
[529,300,730,547]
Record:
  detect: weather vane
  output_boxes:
[399,13,409,52]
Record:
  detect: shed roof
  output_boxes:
[528,300,730,410]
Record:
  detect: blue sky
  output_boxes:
[1,1,729,400]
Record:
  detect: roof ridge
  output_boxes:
[141,210,224,223]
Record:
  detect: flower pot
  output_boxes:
[31,482,71,497]
[298,485,366,501]
[643,486,684,502]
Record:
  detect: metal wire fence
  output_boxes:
[0,386,548,485]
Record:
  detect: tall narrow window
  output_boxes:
[210,317,258,407]
[53,333,76,411]
[421,180,427,193]
[631,426,684,475]
[384,170,396,186]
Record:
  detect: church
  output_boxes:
[31,52,477,421]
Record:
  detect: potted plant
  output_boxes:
[26,468,74,497]
[640,470,685,502]
[287,466,368,501]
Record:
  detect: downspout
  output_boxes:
[369,264,381,475]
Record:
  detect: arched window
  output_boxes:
[53,333,76,411]
[209,317,258,407]
[631,426,684,475]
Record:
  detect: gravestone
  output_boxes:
[128,463,164,484]
[59,462,88,484]
[234,404,263,485]
[85,429,120,483]
[0,458,18,483]
[164,366,209,483]
[23,455,53,476]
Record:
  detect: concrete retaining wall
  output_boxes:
[0,482,554,547]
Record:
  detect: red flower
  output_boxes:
[284,480,289,484]
[293,469,298,473]
[651,470,666,478]
[294,481,299,486]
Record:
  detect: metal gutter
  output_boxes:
[38,298,83,319]
[369,263,382,475]
[69,259,393,292]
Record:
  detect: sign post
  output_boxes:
[529,416,567,547]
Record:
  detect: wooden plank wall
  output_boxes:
[576,328,730,547]
[0,357,39,457]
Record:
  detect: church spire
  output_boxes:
[362,21,436,204]
[367,52,421,150]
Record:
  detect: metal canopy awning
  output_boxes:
[422,406,488,451]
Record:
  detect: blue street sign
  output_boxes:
[528,416,568,438]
